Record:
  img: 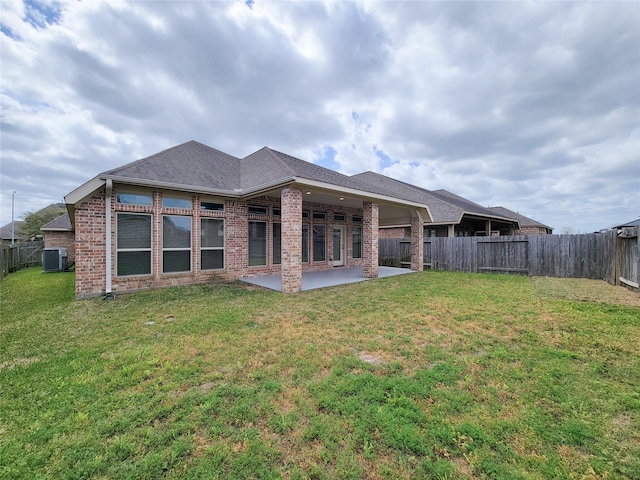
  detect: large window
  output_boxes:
[313,225,326,262]
[248,221,267,266]
[163,215,191,273]
[117,213,152,276]
[273,223,281,265]
[201,218,224,270]
[302,224,309,263]
[352,227,362,259]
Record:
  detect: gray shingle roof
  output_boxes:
[0,221,26,241]
[488,206,551,229]
[42,213,73,231]
[103,141,242,192]
[352,172,472,223]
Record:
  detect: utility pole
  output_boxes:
[11,191,16,246]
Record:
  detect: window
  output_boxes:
[334,213,346,221]
[248,221,267,266]
[117,213,152,276]
[201,218,224,270]
[273,208,281,217]
[273,222,281,265]
[201,201,224,211]
[302,224,309,263]
[313,211,326,220]
[352,227,362,259]
[162,196,191,209]
[313,225,326,262]
[163,215,191,273]
[248,206,268,215]
[352,215,362,223]
[117,193,152,206]
[302,211,310,219]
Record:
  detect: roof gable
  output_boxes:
[103,141,242,192]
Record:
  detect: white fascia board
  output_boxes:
[64,176,105,205]
[293,178,429,209]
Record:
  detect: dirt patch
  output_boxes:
[531,277,640,307]
[0,357,40,372]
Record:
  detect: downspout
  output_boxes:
[104,179,114,299]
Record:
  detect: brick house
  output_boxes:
[42,213,75,263]
[488,206,553,235]
[65,141,432,298]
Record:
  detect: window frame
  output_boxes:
[200,218,225,271]
[272,222,281,265]
[116,193,152,206]
[248,220,268,266]
[162,196,192,209]
[162,215,192,274]
[116,212,152,277]
[352,226,362,259]
[312,224,326,262]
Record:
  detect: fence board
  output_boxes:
[382,231,632,289]
[0,241,44,281]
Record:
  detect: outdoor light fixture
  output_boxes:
[306,191,311,195]
[339,197,344,201]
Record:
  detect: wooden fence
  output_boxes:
[0,241,44,282]
[379,227,639,290]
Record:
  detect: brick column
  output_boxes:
[411,213,424,271]
[362,201,379,278]
[281,187,302,293]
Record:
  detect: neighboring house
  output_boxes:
[41,213,75,263]
[488,206,553,235]
[352,172,519,238]
[64,141,528,299]
[613,218,640,229]
[0,221,26,244]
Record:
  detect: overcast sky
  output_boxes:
[1,0,638,233]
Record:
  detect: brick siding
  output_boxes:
[44,231,75,263]
[73,186,367,298]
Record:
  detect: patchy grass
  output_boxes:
[1,268,639,479]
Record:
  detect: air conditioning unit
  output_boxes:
[43,248,68,273]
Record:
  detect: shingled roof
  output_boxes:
[41,213,73,231]
[488,206,551,230]
[102,141,242,192]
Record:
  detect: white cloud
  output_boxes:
[0,0,638,233]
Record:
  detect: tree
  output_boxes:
[561,226,575,235]
[19,204,66,239]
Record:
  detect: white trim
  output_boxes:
[105,180,112,294]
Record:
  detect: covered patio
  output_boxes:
[241,266,414,292]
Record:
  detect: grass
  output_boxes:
[1,268,639,479]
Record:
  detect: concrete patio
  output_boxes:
[240,266,414,292]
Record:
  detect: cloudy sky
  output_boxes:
[1,0,638,233]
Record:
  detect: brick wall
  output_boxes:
[379,227,410,239]
[73,186,368,298]
[362,201,379,278]
[281,187,302,292]
[44,231,75,263]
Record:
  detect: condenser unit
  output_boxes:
[43,248,68,273]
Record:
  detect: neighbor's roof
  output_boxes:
[41,213,73,231]
[352,172,517,225]
[488,206,552,230]
[0,221,26,241]
[614,218,640,228]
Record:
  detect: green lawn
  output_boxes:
[1,268,639,479]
